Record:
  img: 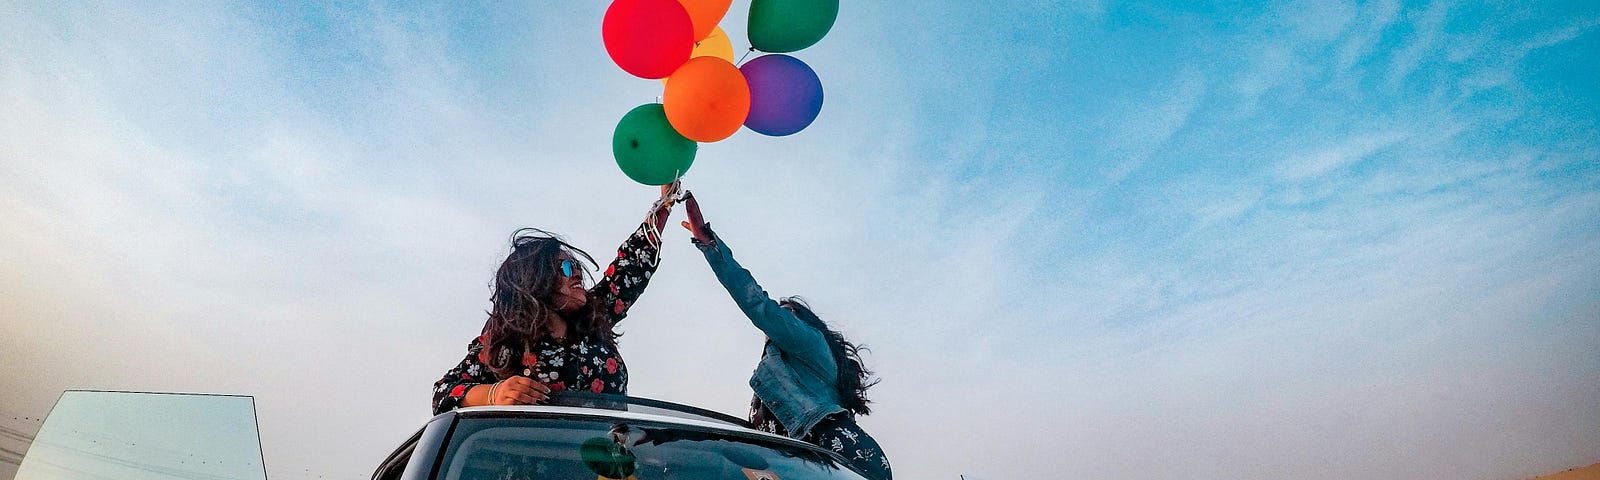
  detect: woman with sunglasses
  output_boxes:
[679,192,893,480]
[432,184,680,414]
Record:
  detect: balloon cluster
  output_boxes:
[604,0,839,185]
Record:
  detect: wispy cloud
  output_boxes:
[1274,131,1410,182]
[1451,15,1600,102]
[1334,0,1403,77]
[1519,16,1600,51]
[1277,0,1358,42]
[1387,0,1450,89]
[1104,68,1208,183]
[1231,42,1300,115]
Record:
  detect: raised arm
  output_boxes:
[589,183,679,324]
[682,193,836,378]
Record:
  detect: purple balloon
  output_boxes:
[739,54,823,136]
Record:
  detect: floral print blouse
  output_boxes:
[432,218,664,414]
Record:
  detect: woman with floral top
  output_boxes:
[678,191,893,480]
[432,184,679,414]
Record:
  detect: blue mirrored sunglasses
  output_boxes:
[560,259,579,278]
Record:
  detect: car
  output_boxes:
[372,392,872,480]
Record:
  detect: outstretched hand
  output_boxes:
[679,191,712,244]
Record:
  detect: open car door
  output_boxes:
[13,390,266,480]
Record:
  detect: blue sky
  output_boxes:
[2,1,1597,479]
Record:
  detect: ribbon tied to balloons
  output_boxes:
[601,0,839,185]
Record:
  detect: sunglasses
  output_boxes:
[559,258,581,278]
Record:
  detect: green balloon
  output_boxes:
[748,0,839,53]
[613,103,697,185]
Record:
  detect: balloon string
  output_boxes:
[671,170,686,202]
[737,47,755,66]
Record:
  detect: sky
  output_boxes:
[1,1,1597,479]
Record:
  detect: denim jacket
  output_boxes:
[695,229,845,440]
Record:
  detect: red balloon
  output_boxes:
[603,0,695,79]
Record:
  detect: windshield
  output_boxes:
[438,416,867,480]
[13,390,265,480]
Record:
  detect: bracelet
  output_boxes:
[486,381,500,406]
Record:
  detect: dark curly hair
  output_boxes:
[480,228,618,380]
[778,296,880,416]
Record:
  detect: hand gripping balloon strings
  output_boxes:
[643,179,683,250]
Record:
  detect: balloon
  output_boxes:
[614,104,697,185]
[748,0,838,53]
[678,0,733,42]
[660,26,735,86]
[603,0,694,79]
[691,26,736,63]
[664,57,751,142]
[740,54,823,136]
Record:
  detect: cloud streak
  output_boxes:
[1274,131,1409,182]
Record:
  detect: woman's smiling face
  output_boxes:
[551,254,588,312]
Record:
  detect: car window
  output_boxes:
[13,390,266,480]
[438,417,867,480]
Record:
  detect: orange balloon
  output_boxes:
[664,56,750,142]
[678,0,733,41]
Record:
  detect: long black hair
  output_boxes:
[480,228,616,380]
[778,296,880,415]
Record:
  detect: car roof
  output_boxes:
[453,405,790,441]
[437,393,796,445]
